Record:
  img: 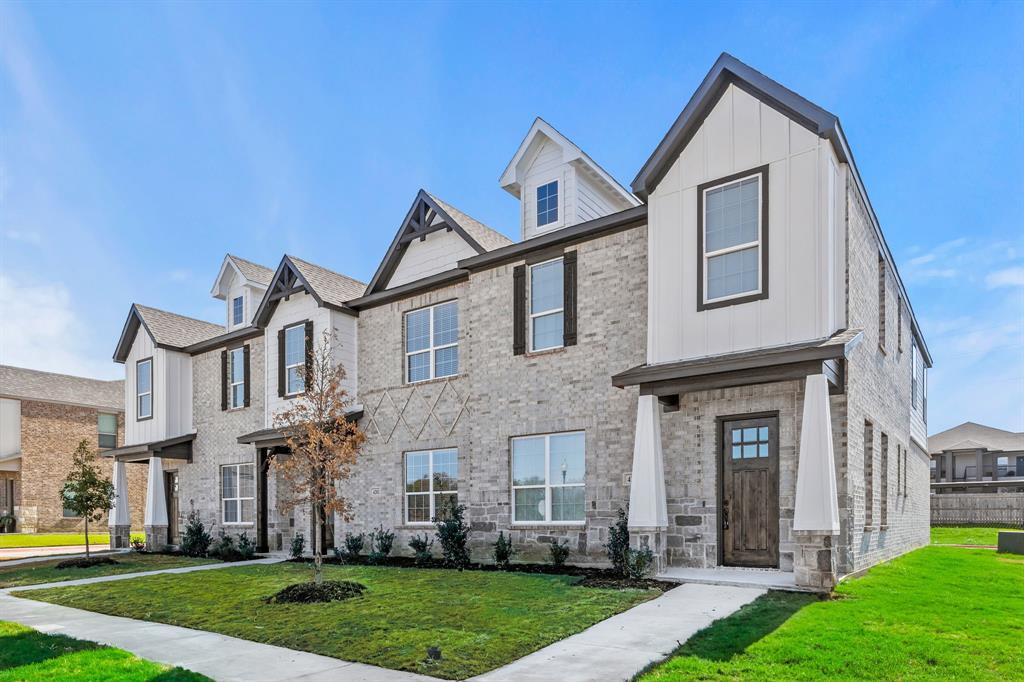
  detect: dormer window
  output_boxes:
[232,296,244,326]
[537,181,559,227]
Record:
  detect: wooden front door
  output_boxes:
[164,471,179,545]
[721,416,779,568]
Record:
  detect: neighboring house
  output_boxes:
[0,365,146,533]
[930,422,1024,491]
[106,54,932,590]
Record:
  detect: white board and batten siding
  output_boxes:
[388,229,478,288]
[520,138,574,240]
[0,398,20,463]
[263,292,358,426]
[647,83,847,364]
[123,330,194,446]
[224,271,266,330]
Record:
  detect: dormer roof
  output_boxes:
[113,304,224,363]
[499,117,639,207]
[364,190,512,296]
[252,255,366,327]
[211,254,275,299]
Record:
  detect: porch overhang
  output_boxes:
[237,409,365,447]
[612,329,863,400]
[102,433,195,463]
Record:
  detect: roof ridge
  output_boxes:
[134,303,223,329]
[0,364,122,384]
[286,254,368,288]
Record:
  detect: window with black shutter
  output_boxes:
[513,265,526,356]
[563,251,577,347]
[220,349,228,411]
[243,344,251,407]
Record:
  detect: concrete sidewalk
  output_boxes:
[0,545,124,562]
[470,583,765,682]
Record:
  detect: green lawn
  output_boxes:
[0,533,145,549]
[638,546,1024,681]
[930,526,1015,546]
[0,620,208,681]
[19,563,657,679]
[0,554,217,588]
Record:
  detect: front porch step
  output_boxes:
[657,566,817,592]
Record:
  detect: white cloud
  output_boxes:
[4,229,42,245]
[986,267,1024,289]
[167,269,191,282]
[0,275,119,379]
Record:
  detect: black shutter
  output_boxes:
[243,344,251,407]
[220,350,228,411]
[563,251,577,347]
[304,320,314,392]
[513,265,526,356]
[277,328,286,397]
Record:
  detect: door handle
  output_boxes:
[722,500,730,530]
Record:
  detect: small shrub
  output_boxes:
[408,533,434,566]
[434,497,471,570]
[266,580,366,604]
[341,532,365,562]
[0,513,15,532]
[237,532,256,560]
[290,533,305,559]
[492,531,515,569]
[56,556,118,569]
[624,547,655,580]
[130,538,146,552]
[549,540,571,567]
[180,511,212,557]
[606,507,630,576]
[368,525,395,564]
[209,531,239,561]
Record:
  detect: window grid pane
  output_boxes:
[232,296,244,325]
[537,181,559,227]
[405,302,459,383]
[512,432,585,524]
[704,174,761,302]
[405,450,459,523]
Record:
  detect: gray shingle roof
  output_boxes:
[228,254,274,287]
[135,304,225,349]
[430,194,513,251]
[288,256,367,308]
[929,422,1024,455]
[0,365,123,411]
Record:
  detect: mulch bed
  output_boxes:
[55,556,120,570]
[286,555,677,591]
[266,580,366,604]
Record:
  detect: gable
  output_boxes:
[365,190,495,295]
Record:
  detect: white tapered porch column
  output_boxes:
[108,459,132,549]
[628,394,668,532]
[143,456,168,549]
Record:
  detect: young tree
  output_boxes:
[273,331,366,584]
[61,440,116,559]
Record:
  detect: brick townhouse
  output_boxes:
[105,53,931,590]
[0,365,146,533]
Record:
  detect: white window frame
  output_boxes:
[232,295,244,326]
[536,179,560,229]
[283,323,305,396]
[221,462,255,525]
[229,347,245,409]
[404,301,459,384]
[529,257,564,352]
[702,172,764,305]
[404,449,458,525]
[136,358,152,420]
[511,431,585,526]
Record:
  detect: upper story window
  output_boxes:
[97,414,117,449]
[284,324,306,395]
[229,347,245,409]
[512,431,585,524]
[232,296,244,326]
[537,181,558,227]
[136,358,152,420]
[530,258,564,351]
[405,301,458,383]
[404,448,458,524]
[698,167,768,310]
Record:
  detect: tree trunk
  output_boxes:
[84,517,90,559]
[313,504,323,584]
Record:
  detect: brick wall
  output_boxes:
[344,226,647,563]
[840,181,930,573]
[18,401,146,533]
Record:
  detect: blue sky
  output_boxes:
[1,0,1021,434]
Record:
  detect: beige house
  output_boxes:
[0,365,146,533]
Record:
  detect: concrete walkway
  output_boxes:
[0,545,124,561]
[0,548,130,566]
[471,583,765,682]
